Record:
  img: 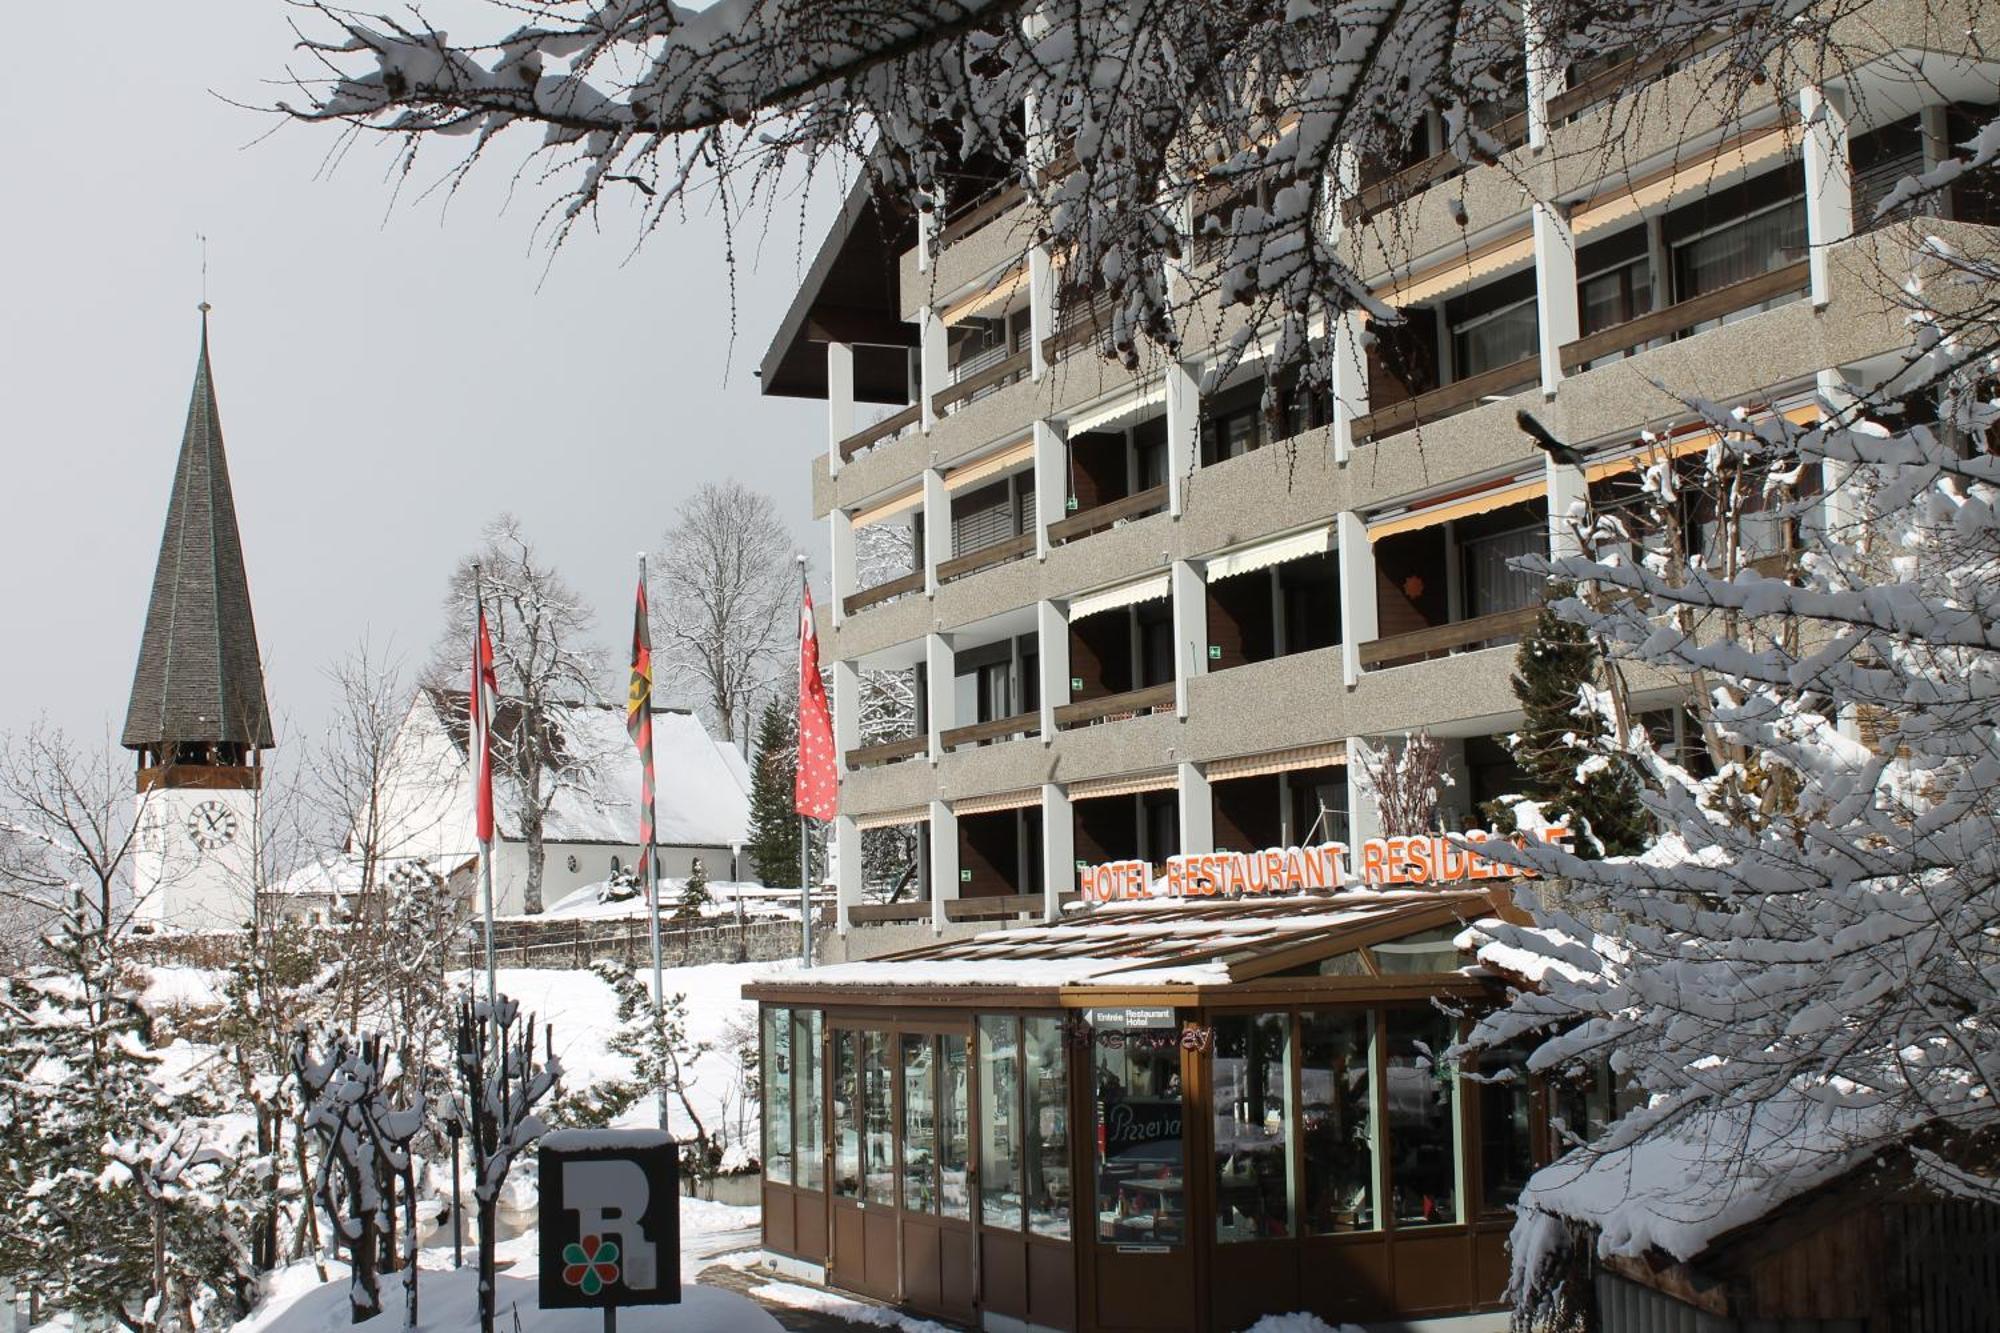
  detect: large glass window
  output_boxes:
[833,1031,861,1198]
[979,1016,1023,1229]
[1451,299,1539,378]
[792,1009,823,1190]
[902,1034,938,1213]
[764,1007,793,1185]
[1023,1017,1071,1238]
[1478,1041,1536,1212]
[1671,197,1806,312]
[1462,523,1543,618]
[1213,1013,1294,1241]
[1093,1009,1187,1246]
[862,1031,895,1205]
[1385,1009,1459,1227]
[1300,1010,1375,1233]
[940,1034,971,1219]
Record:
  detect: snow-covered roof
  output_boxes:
[752,888,1506,993]
[271,852,449,899]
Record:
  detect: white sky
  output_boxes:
[0,1,837,757]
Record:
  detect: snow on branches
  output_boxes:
[279,0,1828,384]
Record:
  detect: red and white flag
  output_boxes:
[795,575,838,821]
[470,605,500,845]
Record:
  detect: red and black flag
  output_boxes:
[470,604,499,846]
[628,570,657,863]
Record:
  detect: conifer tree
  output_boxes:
[746,699,800,887]
[676,856,712,920]
[1498,585,1651,857]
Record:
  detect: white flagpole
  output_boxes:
[639,552,669,1132]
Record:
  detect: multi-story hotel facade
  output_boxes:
[759,3,1994,948]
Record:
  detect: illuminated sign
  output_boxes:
[1076,827,1569,903]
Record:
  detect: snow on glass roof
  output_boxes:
[760,888,1506,992]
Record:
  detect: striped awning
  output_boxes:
[945,437,1035,492]
[1377,226,1535,307]
[1068,770,1177,801]
[952,788,1043,816]
[1369,475,1545,539]
[1583,404,1822,482]
[1069,572,1172,622]
[940,261,1029,326]
[1573,124,1798,238]
[855,804,931,831]
[1206,742,1347,782]
[851,487,923,529]
[1205,526,1334,582]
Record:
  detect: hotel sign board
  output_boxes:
[1077,827,1569,903]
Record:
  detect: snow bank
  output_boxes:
[1241,1316,1364,1333]
[750,1281,957,1331]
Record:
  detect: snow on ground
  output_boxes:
[749,1281,958,1332]
[240,1210,775,1333]
[526,879,797,923]
[1239,1317,1363,1333]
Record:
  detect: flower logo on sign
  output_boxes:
[561,1234,621,1295]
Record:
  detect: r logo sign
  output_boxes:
[538,1130,681,1309]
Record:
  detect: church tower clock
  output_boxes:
[122,308,274,930]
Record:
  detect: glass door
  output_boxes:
[899,1029,976,1322]
[1087,1008,1194,1329]
[828,1027,899,1300]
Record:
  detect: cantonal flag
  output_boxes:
[628,571,657,857]
[470,605,499,845]
[795,574,838,821]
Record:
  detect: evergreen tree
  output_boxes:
[746,700,800,887]
[675,856,712,920]
[1496,583,1651,857]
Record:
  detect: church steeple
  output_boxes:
[121,310,274,764]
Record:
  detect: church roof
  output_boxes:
[122,314,274,752]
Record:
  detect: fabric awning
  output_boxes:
[945,437,1035,492]
[1069,572,1172,622]
[851,487,923,529]
[1369,476,1545,540]
[1582,404,1822,482]
[1068,770,1178,801]
[1573,124,1798,237]
[1206,742,1347,782]
[952,788,1042,816]
[940,262,1029,326]
[1378,227,1534,307]
[855,804,931,831]
[1205,526,1334,583]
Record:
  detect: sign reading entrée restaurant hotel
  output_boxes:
[1077,827,1570,902]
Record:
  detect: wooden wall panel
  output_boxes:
[982,1229,1030,1319]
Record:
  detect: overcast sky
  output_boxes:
[0,1,835,758]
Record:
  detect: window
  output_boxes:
[1024,1017,1072,1238]
[940,1034,971,1219]
[833,1032,862,1198]
[1093,1010,1187,1245]
[1462,523,1543,617]
[1300,1010,1375,1233]
[1213,1013,1295,1241]
[1446,270,1538,380]
[1478,1041,1536,1212]
[1370,925,1463,975]
[1385,1009,1459,1227]
[793,1010,823,1189]
[979,1015,1023,1228]
[1670,193,1806,321]
[763,1007,793,1185]
[862,1032,895,1205]
[902,1034,937,1213]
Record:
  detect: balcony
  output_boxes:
[838,404,920,463]
[940,709,1039,752]
[1560,260,1810,373]
[846,735,927,769]
[1054,682,1176,730]
[933,347,1031,417]
[1358,605,1541,670]
[1046,483,1169,545]
[843,569,924,617]
[1351,355,1540,443]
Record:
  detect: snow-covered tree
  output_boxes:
[559,961,721,1173]
[654,480,796,748]
[280,0,1839,394]
[1463,216,2000,1318]
[746,697,802,887]
[435,515,605,914]
[0,722,156,936]
[1355,731,1448,836]
[676,855,712,920]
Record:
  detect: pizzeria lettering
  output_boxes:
[1076,827,1570,903]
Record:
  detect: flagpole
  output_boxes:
[473,564,498,1029]
[638,552,670,1132]
[798,556,814,970]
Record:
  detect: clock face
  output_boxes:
[186,800,240,852]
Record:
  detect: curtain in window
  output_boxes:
[1463,524,1543,616]
[1452,300,1538,378]
[1672,198,1805,300]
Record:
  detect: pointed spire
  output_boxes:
[122,310,274,754]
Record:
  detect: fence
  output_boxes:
[468,912,827,970]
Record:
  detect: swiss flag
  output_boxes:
[795,576,838,821]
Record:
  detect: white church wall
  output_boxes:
[133,784,262,932]
[489,840,736,916]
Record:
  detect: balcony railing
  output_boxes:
[937,531,1035,584]
[933,347,1032,416]
[846,735,928,769]
[848,899,929,924]
[839,404,921,462]
[1343,111,1528,225]
[1351,355,1540,443]
[940,709,1040,752]
[1357,605,1541,669]
[1546,27,1736,126]
[842,570,925,617]
[945,894,1071,922]
[1558,261,1810,373]
[1046,483,1169,545]
[939,181,1027,248]
[1042,289,1120,362]
[1054,682,1176,730]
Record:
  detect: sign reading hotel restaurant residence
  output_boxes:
[539,1129,681,1310]
[1077,827,1570,903]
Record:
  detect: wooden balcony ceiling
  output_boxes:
[760,176,917,403]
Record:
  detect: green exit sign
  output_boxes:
[1065,496,1079,511]
[1208,644,1222,660]
[1071,677,1083,691]
[960,868,973,882]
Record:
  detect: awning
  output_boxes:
[1573,124,1798,238]
[1582,404,1822,482]
[855,804,931,831]
[1069,572,1172,622]
[1378,227,1534,307]
[945,437,1035,492]
[1205,526,1334,583]
[940,262,1029,327]
[952,788,1042,816]
[1369,475,1545,540]
[1069,770,1178,800]
[851,487,923,529]
[1206,742,1347,782]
